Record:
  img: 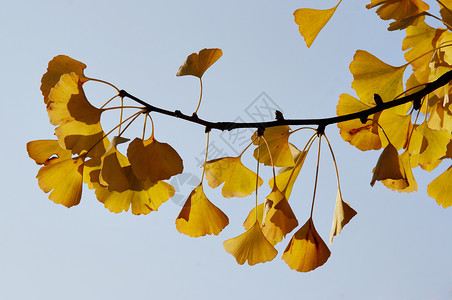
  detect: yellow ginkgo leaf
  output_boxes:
[27,139,85,208]
[243,203,264,230]
[47,72,109,158]
[427,165,452,208]
[428,101,452,132]
[244,188,298,246]
[252,126,294,167]
[261,187,298,245]
[176,48,223,78]
[99,145,129,193]
[223,221,277,266]
[176,184,229,237]
[371,143,407,187]
[41,55,89,105]
[350,50,407,109]
[37,157,85,208]
[27,139,72,165]
[440,0,452,29]
[85,149,175,215]
[282,218,331,272]
[270,146,308,200]
[408,122,451,167]
[378,109,412,150]
[127,137,183,182]
[381,150,417,192]
[92,166,175,215]
[388,12,427,31]
[336,93,382,151]
[366,0,429,21]
[330,190,357,244]
[403,18,443,70]
[293,0,342,48]
[204,156,263,198]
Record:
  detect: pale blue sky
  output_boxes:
[1,1,451,299]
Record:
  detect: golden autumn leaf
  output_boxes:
[243,203,264,228]
[402,18,444,70]
[127,137,183,182]
[252,126,294,167]
[439,0,452,28]
[47,72,109,158]
[176,48,223,78]
[330,190,357,243]
[380,150,417,192]
[282,218,331,272]
[350,50,407,108]
[270,146,308,200]
[378,109,412,150]
[388,12,427,31]
[427,165,452,208]
[85,149,175,215]
[27,139,85,208]
[261,187,298,245]
[426,91,452,125]
[223,221,277,266]
[408,122,451,167]
[41,55,89,105]
[243,187,298,245]
[337,93,382,151]
[204,156,263,198]
[371,143,407,187]
[26,139,72,165]
[99,138,130,193]
[293,0,342,48]
[92,166,175,215]
[176,184,229,237]
[366,0,429,21]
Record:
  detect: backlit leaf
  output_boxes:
[26,139,72,165]
[41,55,88,105]
[330,190,357,244]
[204,156,263,198]
[176,48,223,78]
[293,0,341,48]
[282,218,331,272]
[378,109,412,150]
[366,0,429,21]
[223,221,277,266]
[37,157,84,208]
[408,122,451,167]
[381,151,417,192]
[27,139,84,208]
[85,151,175,215]
[388,12,427,31]
[350,50,407,109]
[176,184,229,237]
[403,18,443,70]
[337,93,382,151]
[127,137,183,182]
[252,126,294,167]
[261,187,298,245]
[47,72,108,157]
[427,165,452,208]
[269,147,308,200]
[371,143,407,186]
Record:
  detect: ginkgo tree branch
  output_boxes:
[119,70,452,133]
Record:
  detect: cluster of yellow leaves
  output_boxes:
[297,0,452,207]
[29,48,358,273]
[28,55,183,214]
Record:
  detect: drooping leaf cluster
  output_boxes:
[27,0,452,273]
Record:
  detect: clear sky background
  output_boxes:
[1,0,451,299]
